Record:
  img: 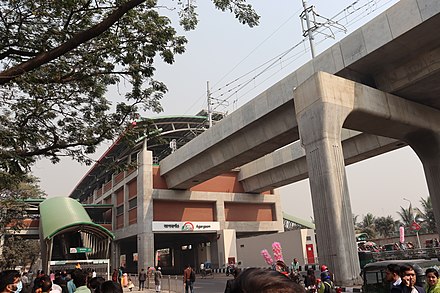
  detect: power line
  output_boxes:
[211,6,304,91]
[211,0,395,111]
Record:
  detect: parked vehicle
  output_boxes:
[361,259,440,293]
[201,262,214,278]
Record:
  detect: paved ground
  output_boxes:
[122,273,233,293]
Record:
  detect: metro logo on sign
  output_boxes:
[410,221,421,231]
[182,222,194,231]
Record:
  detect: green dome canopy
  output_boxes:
[39,197,114,240]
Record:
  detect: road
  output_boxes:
[129,273,234,293]
[192,274,231,293]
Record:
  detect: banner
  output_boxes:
[399,226,405,243]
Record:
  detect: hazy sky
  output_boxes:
[32,0,427,223]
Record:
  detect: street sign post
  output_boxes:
[410,221,422,248]
[410,221,421,231]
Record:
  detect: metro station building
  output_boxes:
[69,114,311,274]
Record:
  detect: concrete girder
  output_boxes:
[238,131,404,193]
[294,71,440,286]
[160,101,299,189]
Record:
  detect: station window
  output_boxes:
[128,198,137,210]
[116,205,124,216]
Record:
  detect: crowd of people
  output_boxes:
[386,263,440,293]
[5,260,440,293]
[0,269,123,293]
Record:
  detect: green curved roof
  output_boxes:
[39,197,114,240]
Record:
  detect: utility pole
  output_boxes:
[301,0,316,58]
[207,81,213,128]
[300,0,347,59]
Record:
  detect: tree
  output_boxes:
[0,236,41,270]
[418,196,436,233]
[397,204,418,228]
[397,203,426,236]
[374,216,396,238]
[0,0,260,188]
[0,175,46,237]
[359,213,377,239]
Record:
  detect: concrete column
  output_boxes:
[137,141,155,270]
[407,132,440,234]
[112,241,120,269]
[215,199,226,229]
[295,75,361,286]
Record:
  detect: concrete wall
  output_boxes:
[236,229,317,269]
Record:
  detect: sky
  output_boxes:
[32,0,429,223]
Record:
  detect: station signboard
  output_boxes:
[152,221,220,232]
[70,247,92,253]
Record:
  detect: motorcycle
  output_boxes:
[226,264,236,276]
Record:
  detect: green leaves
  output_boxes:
[212,0,259,27]
[0,0,259,190]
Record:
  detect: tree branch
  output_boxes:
[0,48,38,60]
[0,0,149,85]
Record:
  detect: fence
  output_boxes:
[126,273,181,293]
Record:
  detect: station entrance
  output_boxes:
[39,197,114,278]
[154,232,218,275]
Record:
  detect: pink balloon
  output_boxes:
[399,226,405,243]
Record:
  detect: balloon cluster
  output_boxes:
[272,242,284,262]
[260,242,284,266]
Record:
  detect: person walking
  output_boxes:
[154,267,162,293]
[183,265,195,293]
[138,269,147,291]
[291,258,300,273]
[21,272,30,293]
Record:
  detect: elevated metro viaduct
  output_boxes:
[70,0,440,284]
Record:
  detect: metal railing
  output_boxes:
[126,273,181,293]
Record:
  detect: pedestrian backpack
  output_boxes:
[323,280,336,293]
[190,269,196,282]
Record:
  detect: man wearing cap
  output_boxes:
[320,265,334,282]
[154,267,162,293]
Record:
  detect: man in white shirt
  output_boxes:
[386,263,402,290]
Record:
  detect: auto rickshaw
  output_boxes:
[361,259,440,293]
